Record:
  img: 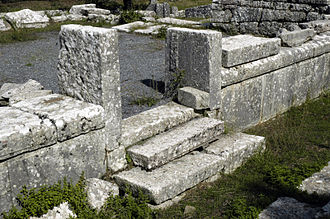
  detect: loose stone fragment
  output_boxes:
[178,86,210,110]
[279,28,316,47]
[112,21,151,33]
[30,202,76,219]
[0,18,11,31]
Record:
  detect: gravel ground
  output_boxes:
[0,31,170,118]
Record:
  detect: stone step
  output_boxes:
[114,152,225,204]
[222,35,280,67]
[120,102,198,147]
[127,117,224,170]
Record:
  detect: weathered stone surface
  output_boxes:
[171,6,179,17]
[81,8,111,16]
[166,28,222,109]
[299,161,330,196]
[69,4,96,15]
[222,35,280,67]
[86,178,119,209]
[51,15,69,23]
[58,25,121,149]
[178,86,209,109]
[259,197,320,219]
[121,101,198,147]
[204,132,265,173]
[0,79,43,100]
[12,94,105,141]
[0,18,11,31]
[157,17,201,26]
[300,20,330,33]
[66,14,86,21]
[9,90,52,105]
[185,5,213,18]
[136,10,156,17]
[0,129,106,212]
[45,9,66,17]
[142,16,156,22]
[155,2,170,17]
[279,28,315,47]
[134,24,166,35]
[5,9,49,29]
[107,146,127,173]
[112,21,150,33]
[128,117,224,169]
[30,202,76,219]
[0,107,56,161]
[114,152,225,204]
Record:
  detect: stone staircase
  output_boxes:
[114,101,266,205]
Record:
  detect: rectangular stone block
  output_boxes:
[178,86,209,110]
[120,101,198,148]
[5,9,49,29]
[222,35,280,67]
[128,117,224,169]
[58,24,121,148]
[166,27,222,109]
[106,146,127,173]
[12,94,105,141]
[114,152,225,204]
[279,28,316,47]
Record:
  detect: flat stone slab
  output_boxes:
[157,17,201,26]
[120,101,198,147]
[112,21,152,33]
[114,152,225,204]
[0,107,56,161]
[299,161,330,196]
[178,86,209,110]
[279,28,315,47]
[12,94,105,141]
[5,9,49,29]
[222,35,281,67]
[204,132,265,173]
[128,117,224,169]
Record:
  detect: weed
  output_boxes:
[153,26,167,40]
[25,63,33,67]
[164,68,185,99]
[119,10,143,24]
[131,96,159,107]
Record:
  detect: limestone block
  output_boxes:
[5,9,49,29]
[134,24,166,35]
[171,6,179,17]
[12,94,105,141]
[157,17,201,26]
[0,79,43,100]
[128,117,224,169]
[300,20,330,33]
[135,10,156,17]
[45,10,66,17]
[9,90,52,105]
[69,4,96,15]
[87,14,108,22]
[222,35,281,67]
[166,28,222,109]
[81,8,111,16]
[112,21,150,33]
[121,101,198,147]
[204,133,265,173]
[232,7,262,22]
[86,178,119,209]
[107,146,127,173]
[279,28,316,47]
[114,152,225,204]
[58,25,121,147]
[178,87,209,109]
[0,107,56,161]
[258,21,283,37]
[30,202,76,219]
[51,15,68,23]
[0,163,13,212]
[0,18,11,31]
[66,14,86,21]
[142,16,156,22]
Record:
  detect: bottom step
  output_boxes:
[114,152,225,204]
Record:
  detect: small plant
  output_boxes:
[164,68,185,98]
[131,96,158,107]
[119,10,143,24]
[153,26,167,40]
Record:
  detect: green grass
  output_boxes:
[158,0,212,10]
[155,91,330,218]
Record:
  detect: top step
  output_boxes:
[120,102,198,147]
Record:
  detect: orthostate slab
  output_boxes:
[114,152,225,204]
[58,24,121,149]
[5,9,49,28]
[121,101,198,147]
[178,86,209,110]
[128,117,224,169]
[12,94,105,141]
[0,107,56,161]
[204,132,265,173]
[299,161,330,196]
[222,35,280,67]
[279,28,315,47]
[166,28,222,109]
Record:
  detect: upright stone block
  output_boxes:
[166,28,222,110]
[58,25,121,150]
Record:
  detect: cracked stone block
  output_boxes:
[5,9,49,29]
[222,35,280,67]
[279,28,316,47]
[0,107,56,161]
[178,86,209,109]
[166,27,222,109]
[12,94,105,141]
[114,152,225,204]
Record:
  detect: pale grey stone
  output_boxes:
[86,178,119,209]
[204,132,265,173]
[222,35,281,67]
[134,24,166,35]
[177,10,185,18]
[279,28,316,47]
[0,107,56,161]
[30,202,76,219]
[178,86,209,109]
[171,6,179,17]
[58,25,121,149]
[259,197,320,219]
[148,193,186,210]
[106,146,127,173]
[239,22,259,34]
[121,101,198,147]
[184,205,196,215]
[114,152,226,204]
[5,9,49,29]
[157,17,200,26]
[9,89,52,105]
[69,4,96,15]
[12,94,105,141]
[66,14,86,21]
[1,79,43,100]
[51,15,68,23]
[300,20,330,33]
[185,5,213,18]
[0,163,12,213]
[87,14,108,22]
[112,21,150,33]
[299,161,330,196]
[142,16,156,22]
[45,10,66,17]
[232,7,262,22]
[81,8,111,16]
[128,117,224,169]
[166,28,222,109]
[135,10,156,17]
[0,18,11,31]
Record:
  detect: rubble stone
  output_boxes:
[5,9,49,29]
[178,86,209,109]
